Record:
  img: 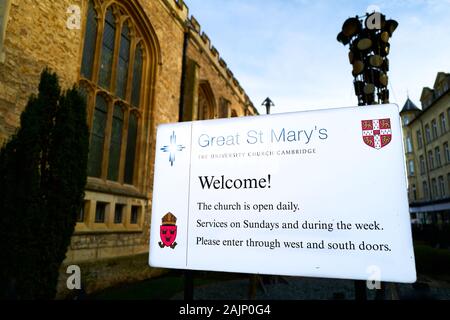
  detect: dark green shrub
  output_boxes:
[0,69,89,299]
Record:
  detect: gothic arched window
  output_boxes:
[197,82,216,120]
[79,0,155,187]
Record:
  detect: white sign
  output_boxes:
[149,104,416,283]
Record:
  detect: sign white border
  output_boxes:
[149,104,416,283]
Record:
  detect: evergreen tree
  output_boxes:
[0,69,89,299]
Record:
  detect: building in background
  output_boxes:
[400,72,450,225]
[0,0,257,296]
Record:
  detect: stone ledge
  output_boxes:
[86,178,148,200]
[73,229,143,236]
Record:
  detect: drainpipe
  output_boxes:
[178,21,191,123]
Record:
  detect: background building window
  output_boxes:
[416,130,423,149]
[438,176,446,198]
[428,151,434,170]
[403,116,409,126]
[80,1,150,186]
[448,174,450,195]
[431,178,438,200]
[440,113,447,134]
[445,142,450,163]
[431,119,438,140]
[406,135,413,153]
[425,124,431,143]
[419,155,426,175]
[448,108,450,127]
[435,147,442,167]
[408,160,415,176]
[423,181,429,200]
[412,184,417,201]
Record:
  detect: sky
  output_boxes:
[186,0,450,115]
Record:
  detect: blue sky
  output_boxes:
[186,0,450,114]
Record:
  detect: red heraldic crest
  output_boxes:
[159,212,177,249]
[361,118,392,149]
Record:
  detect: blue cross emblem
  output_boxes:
[160,131,185,166]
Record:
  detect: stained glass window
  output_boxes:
[88,95,108,177]
[107,103,124,181]
[124,113,137,184]
[98,8,116,89]
[116,24,130,100]
[81,1,97,79]
[131,44,143,107]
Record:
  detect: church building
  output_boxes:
[0,0,257,296]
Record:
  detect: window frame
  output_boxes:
[448,174,450,197]
[435,146,442,167]
[408,159,415,176]
[445,142,450,164]
[77,201,88,223]
[114,203,124,224]
[438,176,445,199]
[431,178,438,200]
[419,155,426,175]
[403,116,409,126]
[416,130,423,149]
[431,119,438,140]
[78,0,155,190]
[428,150,434,170]
[95,201,107,223]
[448,109,450,129]
[425,124,431,144]
[406,135,413,153]
[130,205,140,224]
[439,113,447,134]
[423,181,429,200]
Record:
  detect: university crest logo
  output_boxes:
[361,118,392,149]
[159,212,177,249]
